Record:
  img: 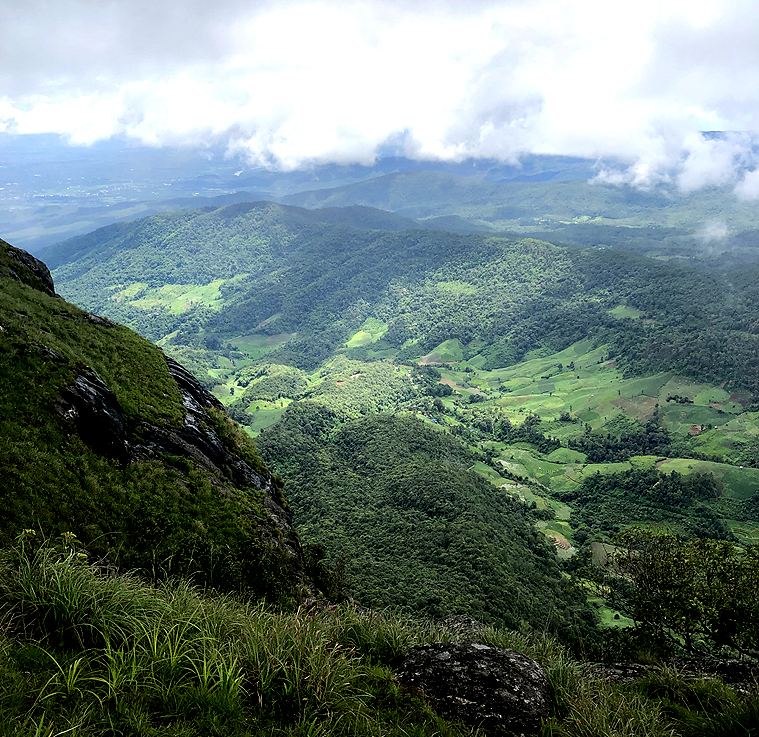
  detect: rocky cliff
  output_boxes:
[0,239,308,598]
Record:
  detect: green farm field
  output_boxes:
[199,329,759,549]
[111,279,227,314]
[205,332,759,547]
[422,341,759,548]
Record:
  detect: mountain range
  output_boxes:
[4,168,759,733]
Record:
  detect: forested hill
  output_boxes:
[256,404,595,641]
[47,200,759,396]
[281,171,759,264]
[281,170,759,233]
[41,201,420,273]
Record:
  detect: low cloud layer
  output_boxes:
[3,0,759,193]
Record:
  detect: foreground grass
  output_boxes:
[0,538,755,736]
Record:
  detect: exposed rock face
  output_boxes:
[84,312,117,328]
[395,641,550,735]
[139,357,270,491]
[55,368,129,460]
[52,354,306,590]
[587,662,652,684]
[5,243,56,297]
[132,356,228,472]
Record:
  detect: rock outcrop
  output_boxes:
[4,242,56,297]
[55,368,129,461]
[438,614,489,638]
[395,641,550,735]
[51,356,307,589]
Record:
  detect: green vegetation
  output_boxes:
[0,241,294,600]
[608,304,643,320]
[43,200,759,619]
[49,201,759,404]
[8,184,759,735]
[257,406,596,642]
[421,339,464,364]
[586,530,759,658]
[0,535,462,737]
[346,317,388,348]
[563,468,734,542]
[237,364,310,403]
[0,246,184,427]
[0,535,756,737]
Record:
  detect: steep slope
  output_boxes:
[0,239,306,599]
[257,404,596,643]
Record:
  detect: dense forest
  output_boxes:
[46,201,759,396]
[256,403,595,642]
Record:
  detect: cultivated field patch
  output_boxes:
[420,338,464,364]
[608,304,644,319]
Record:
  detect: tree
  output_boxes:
[598,530,759,658]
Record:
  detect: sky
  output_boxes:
[3,0,759,194]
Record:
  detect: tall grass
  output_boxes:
[0,537,754,737]
[0,538,465,735]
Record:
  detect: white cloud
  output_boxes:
[677,132,756,192]
[3,0,759,186]
[696,220,730,242]
[734,169,759,200]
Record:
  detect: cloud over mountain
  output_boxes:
[3,0,759,192]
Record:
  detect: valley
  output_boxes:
[5,177,759,736]
[42,199,759,612]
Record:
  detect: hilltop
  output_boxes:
[282,171,759,263]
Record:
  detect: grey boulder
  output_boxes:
[395,641,550,734]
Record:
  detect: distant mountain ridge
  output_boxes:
[0,133,599,251]
[282,171,759,259]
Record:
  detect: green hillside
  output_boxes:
[41,200,759,633]
[257,406,594,641]
[49,201,759,397]
[4,204,759,734]
[0,238,303,599]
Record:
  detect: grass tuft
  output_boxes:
[0,537,755,736]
